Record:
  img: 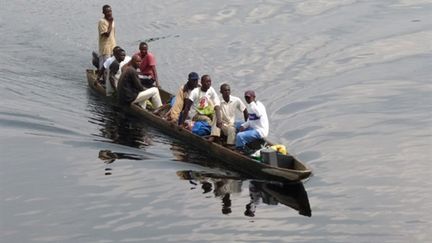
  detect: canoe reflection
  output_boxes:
[176,170,311,217]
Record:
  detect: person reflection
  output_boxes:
[176,170,242,215]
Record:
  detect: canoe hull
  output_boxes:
[86,69,312,182]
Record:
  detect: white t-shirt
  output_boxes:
[106,56,131,96]
[241,101,269,137]
[220,95,246,126]
[188,87,220,115]
[103,56,116,69]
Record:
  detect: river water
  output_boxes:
[1,0,431,242]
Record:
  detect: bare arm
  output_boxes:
[109,62,120,91]
[214,106,222,128]
[178,99,192,126]
[243,108,249,122]
[101,18,113,37]
[151,65,159,87]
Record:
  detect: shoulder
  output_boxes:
[233,96,246,106]
[191,87,200,94]
[146,52,156,62]
[189,87,199,96]
[256,101,267,109]
[208,87,218,94]
[123,66,135,74]
[124,56,132,62]
[98,18,108,25]
[230,95,241,102]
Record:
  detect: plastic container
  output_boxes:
[260,148,278,166]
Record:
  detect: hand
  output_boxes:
[239,126,245,132]
[107,16,114,22]
[216,120,223,129]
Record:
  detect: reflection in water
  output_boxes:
[177,170,242,215]
[98,149,145,164]
[177,170,311,217]
[98,149,147,175]
[98,108,153,149]
[87,93,153,149]
[246,181,311,217]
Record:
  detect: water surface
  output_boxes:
[1,0,431,242]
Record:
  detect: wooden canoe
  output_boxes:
[86,69,312,182]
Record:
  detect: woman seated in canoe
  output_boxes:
[116,55,162,110]
[165,72,200,122]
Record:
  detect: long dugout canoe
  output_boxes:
[86,69,312,182]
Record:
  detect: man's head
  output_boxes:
[244,90,256,104]
[131,55,142,69]
[102,5,112,19]
[112,46,121,54]
[200,75,212,91]
[186,72,199,89]
[116,49,126,62]
[220,83,231,99]
[139,42,148,56]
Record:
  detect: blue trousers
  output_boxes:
[235,128,261,149]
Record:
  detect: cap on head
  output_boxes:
[244,90,256,98]
[188,72,199,81]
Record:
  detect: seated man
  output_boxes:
[165,72,200,122]
[236,90,269,151]
[134,42,159,88]
[106,48,131,96]
[178,75,222,140]
[117,55,162,110]
[219,83,248,147]
[97,45,121,82]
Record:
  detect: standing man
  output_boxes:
[98,5,116,71]
[179,75,222,141]
[236,90,269,151]
[219,83,248,147]
[117,55,162,110]
[135,42,159,88]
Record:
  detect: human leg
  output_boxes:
[210,114,221,138]
[149,87,162,108]
[222,124,237,145]
[133,87,161,109]
[235,129,261,150]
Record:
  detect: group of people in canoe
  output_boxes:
[96,4,269,153]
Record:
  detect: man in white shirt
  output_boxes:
[106,48,131,96]
[236,90,269,151]
[179,75,222,140]
[219,83,248,147]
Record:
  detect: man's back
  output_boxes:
[117,67,142,105]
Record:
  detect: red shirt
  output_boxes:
[134,52,156,79]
